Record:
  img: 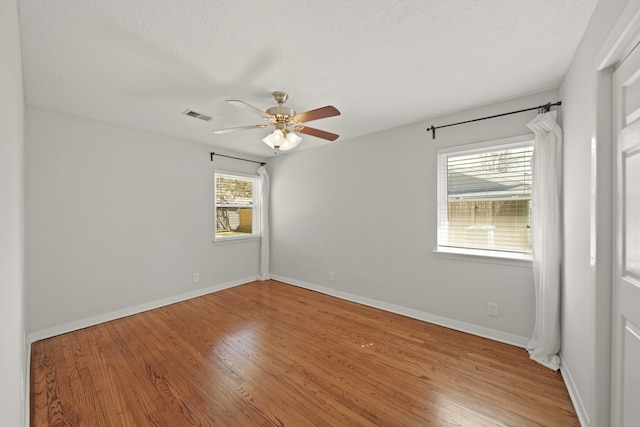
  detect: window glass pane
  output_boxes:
[438,143,533,254]
[215,176,253,206]
[216,207,253,236]
[215,174,259,239]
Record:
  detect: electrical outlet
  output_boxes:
[329,271,335,281]
[488,303,499,317]
[193,272,200,283]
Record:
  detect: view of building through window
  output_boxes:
[215,174,259,239]
[439,143,533,254]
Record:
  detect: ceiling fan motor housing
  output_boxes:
[267,91,298,125]
[266,106,297,125]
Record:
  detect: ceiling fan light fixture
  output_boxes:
[263,129,302,151]
[262,129,285,149]
[280,131,302,151]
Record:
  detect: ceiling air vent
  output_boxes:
[182,109,212,121]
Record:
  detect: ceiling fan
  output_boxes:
[213,91,341,151]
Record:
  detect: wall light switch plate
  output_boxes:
[488,303,499,317]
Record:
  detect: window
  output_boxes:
[215,171,261,241]
[437,135,534,258]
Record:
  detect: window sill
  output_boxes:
[434,247,532,267]
[213,235,261,245]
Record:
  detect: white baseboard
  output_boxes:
[271,275,529,348]
[27,276,257,344]
[560,355,589,426]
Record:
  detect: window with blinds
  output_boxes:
[437,137,534,255]
[215,171,261,240]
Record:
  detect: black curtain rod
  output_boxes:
[210,152,266,166]
[427,101,561,139]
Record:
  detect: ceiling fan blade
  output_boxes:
[226,100,273,119]
[292,106,341,123]
[294,126,339,141]
[213,124,269,134]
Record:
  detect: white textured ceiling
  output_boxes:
[18,0,597,158]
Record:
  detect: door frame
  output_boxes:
[595,1,640,426]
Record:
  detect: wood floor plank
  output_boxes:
[31,280,580,426]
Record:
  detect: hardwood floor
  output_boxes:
[31,280,579,426]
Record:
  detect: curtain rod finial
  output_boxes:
[427,125,436,139]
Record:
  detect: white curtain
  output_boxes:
[526,111,562,370]
[257,165,270,281]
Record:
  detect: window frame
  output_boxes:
[435,134,535,264]
[214,170,262,243]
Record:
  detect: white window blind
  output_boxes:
[437,138,534,255]
[215,171,261,240]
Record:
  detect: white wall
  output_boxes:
[270,90,559,344]
[559,0,633,425]
[0,0,26,425]
[25,106,263,335]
